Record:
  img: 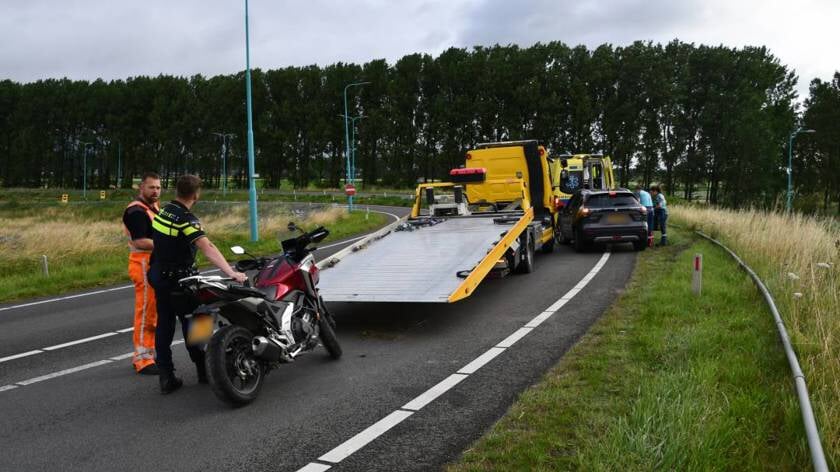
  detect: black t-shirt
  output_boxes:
[122,199,158,240]
[150,200,207,270]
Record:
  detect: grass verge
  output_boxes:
[449,226,809,471]
[0,202,388,303]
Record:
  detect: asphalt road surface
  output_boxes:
[0,205,636,472]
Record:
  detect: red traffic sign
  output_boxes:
[344,184,357,196]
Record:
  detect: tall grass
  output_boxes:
[672,205,839,467]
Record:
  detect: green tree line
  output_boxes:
[0,40,837,210]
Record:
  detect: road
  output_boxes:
[0,205,636,472]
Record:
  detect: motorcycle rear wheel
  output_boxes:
[206,325,265,406]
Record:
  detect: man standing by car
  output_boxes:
[122,172,162,376]
[634,184,654,247]
[650,185,668,246]
[149,174,247,394]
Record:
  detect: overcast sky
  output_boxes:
[1,0,837,99]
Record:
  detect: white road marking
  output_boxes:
[496,327,533,348]
[16,360,113,386]
[318,410,415,464]
[42,332,119,351]
[116,327,135,333]
[525,311,555,329]
[295,463,331,472]
[109,352,134,361]
[457,347,506,375]
[0,350,43,363]
[298,250,612,470]
[401,374,468,412]
[0,339,187,394]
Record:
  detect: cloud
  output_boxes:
[455,0,699,49]
[0,0,836,100]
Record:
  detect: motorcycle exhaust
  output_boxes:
[252,336,282,362]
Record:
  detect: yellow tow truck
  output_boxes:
[316,140,556,303]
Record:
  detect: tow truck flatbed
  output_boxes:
[317,209,534,303]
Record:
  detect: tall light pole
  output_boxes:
[80,141,92,199]
[787,127,816,212]
[213,132,235,196]
[343,81,369,211]
[338,114,366,187]
[244,0,259,241]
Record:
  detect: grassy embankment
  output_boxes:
[0,197,388,303]
[449,217,837,470]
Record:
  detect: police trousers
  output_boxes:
[148,267,205,374]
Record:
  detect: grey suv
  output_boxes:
[557,189,648,251]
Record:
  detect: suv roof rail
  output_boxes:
[474,140,540,149]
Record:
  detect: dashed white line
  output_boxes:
[457,347,506,375]
[318,410,415,464]
[296,250,612,472]
[402,374,468,412]
[496,327,533,348]
[109,352,135,361]
[42,332,120,351]
[295,463,331,472]
[16,360,113,386]
[0,350,44,363]
[0,339,187,393]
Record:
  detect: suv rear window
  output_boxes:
[585,193,638,208]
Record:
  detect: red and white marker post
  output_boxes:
[692,253,703,296]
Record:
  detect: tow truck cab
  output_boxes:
[460,140,557,252]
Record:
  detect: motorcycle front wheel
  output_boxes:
[206,325,265,406]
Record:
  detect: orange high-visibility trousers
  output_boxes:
[128,252,157,371]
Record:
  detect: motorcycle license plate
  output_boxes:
[187,314,215,345]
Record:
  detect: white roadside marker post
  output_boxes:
[692,253,702,296]
[41,255,49,277]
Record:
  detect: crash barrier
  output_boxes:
[695,230,828,472]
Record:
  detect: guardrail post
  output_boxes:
[41,255,49,277]
[692,253,702,296]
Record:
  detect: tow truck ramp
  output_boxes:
[317,209,533,303]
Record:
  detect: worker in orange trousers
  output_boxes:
[122,172,162,375]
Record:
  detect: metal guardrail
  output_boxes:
[695,230,829,472]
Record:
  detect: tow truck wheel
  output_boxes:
[540,235,555,254]
[516,233,535,274]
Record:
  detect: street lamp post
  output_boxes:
[349,116,366,186]
[787,127,816,212]
[338,114,366,189]
[244,0,259,241]
[213,132,235,196]
[80,141,92,199]
[342,81,370,211]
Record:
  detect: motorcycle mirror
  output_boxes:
[230,246,246,255]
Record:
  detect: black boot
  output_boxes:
[196,360,208,384]
[159,370,183,394]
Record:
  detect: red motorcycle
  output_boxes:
[179,222,342,406]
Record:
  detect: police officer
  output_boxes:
[149,174,247,394]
